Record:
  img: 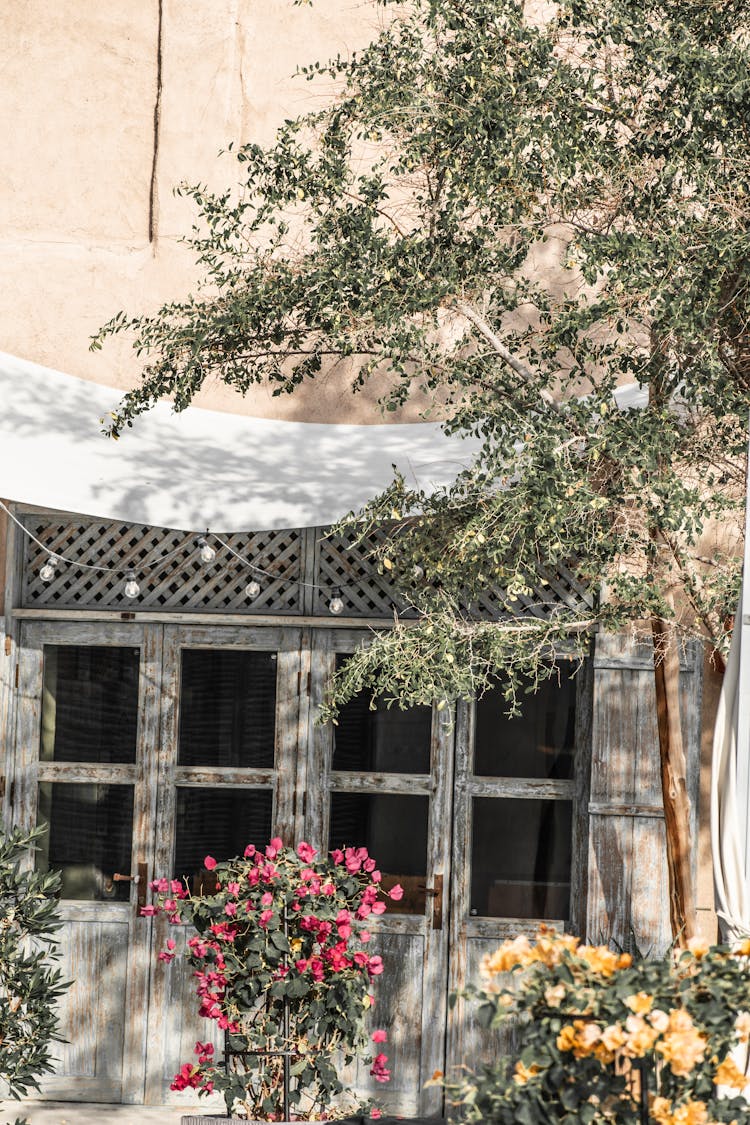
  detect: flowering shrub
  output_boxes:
[146,838,402,1120]
[443,927,750,1125]
[0,821,69,1124]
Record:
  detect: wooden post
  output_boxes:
[651,617,696,943]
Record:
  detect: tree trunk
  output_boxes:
[651,617,696,944]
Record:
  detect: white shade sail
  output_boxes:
[0,352,482,532]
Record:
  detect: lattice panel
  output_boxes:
[22,517,304,615]
[313,528,419,619]
[20,513,591,620]
[465,559,594,620]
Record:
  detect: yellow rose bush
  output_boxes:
[444,927,750,1124]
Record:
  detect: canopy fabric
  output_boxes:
[711,608,750,940]
[0,352,482,532]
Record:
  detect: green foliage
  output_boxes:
[0,821,68,1110]
[149,838,398,1119]
[93,0,750,711]
[443,928,750,1124]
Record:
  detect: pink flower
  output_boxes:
[364,858,376,872]
[361,930,371,943]
[259,909,274,927]
[261,891,274,906]
[367,955,384,976]
[370,1111,382,1120]
[297,841,317,863]
[389,883,404,901]
[150,877,169,892]
[226,881,240,896]
[244,844,256,858]
[330,849,344,864]
[265,836,283,859]
[321,882,335,896]
[140,904,159,917]
[202,1081,214,1095]
[371,901,386,915]
[224,902,237,916]
[204,855,217,871]
[295,958,308,973]
[372,1029,387,1043]
[370,1053,391,1084]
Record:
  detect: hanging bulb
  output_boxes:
[328,589,344,615]
[196,536,216,564]
[412,563,425,581]
[245,579,261,600]
[124,572,140,599]
[39,555,59,583]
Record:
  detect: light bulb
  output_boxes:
[196,536,215,564]
[328,591,344,615]
[412,564,425,581]
[245,579,261,600]
[39,556,59,583]
[124,572,140,599]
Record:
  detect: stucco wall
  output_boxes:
[0,0,418,423]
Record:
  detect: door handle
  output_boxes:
[114,861,148,912]
[418,874,444,930]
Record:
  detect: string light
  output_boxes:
[245,579,261,600]
[328,589,344,615]
[39,555,60,583]
[124,572,141,599]
[196,536,216,564]
[412,563,425,580]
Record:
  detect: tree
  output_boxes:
[93,0,750,940]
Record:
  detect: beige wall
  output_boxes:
[0,0,423,423]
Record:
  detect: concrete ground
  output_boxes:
[0,1102,196,1124]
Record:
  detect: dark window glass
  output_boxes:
[470,796,572,919]
[178,650,277,768]
[329,792,429,913]
[36,782,134,901]
[40,645,139,764]
[332,657,431,774]
[474,671,576,779]
[174,788,273,888]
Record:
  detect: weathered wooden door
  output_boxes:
[446,665,591,1072]
[302,629,454,1117]
[12,620,162,1103]
[143,623,306,1105]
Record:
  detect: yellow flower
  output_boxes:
[649,1008,670,1033]
[625,991,654,1015]
[686,937,710,959]
[544,983,566,1008]
[512,1060,541,1086]
[714,1056,750,1090]
[736,939,750,957]
[656,1009,707,1077]
[622,1014,659,1058]
[482,935,532,975]
[577,944,622,976]
[651,1096,673,1125]
[556,1025,577,1052]
[735,1011,750,1043]
[651,1097,710,1125]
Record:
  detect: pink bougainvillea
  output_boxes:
[146,839,401,1119]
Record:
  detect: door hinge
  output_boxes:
[4,635,11,656]
[14,663,19,687]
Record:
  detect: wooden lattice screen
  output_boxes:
[20,512,592,619]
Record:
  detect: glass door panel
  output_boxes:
[469,795,573,919]
[37,780,135,901]
[40,644,140,763]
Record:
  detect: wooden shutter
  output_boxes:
[585,633,702,955]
